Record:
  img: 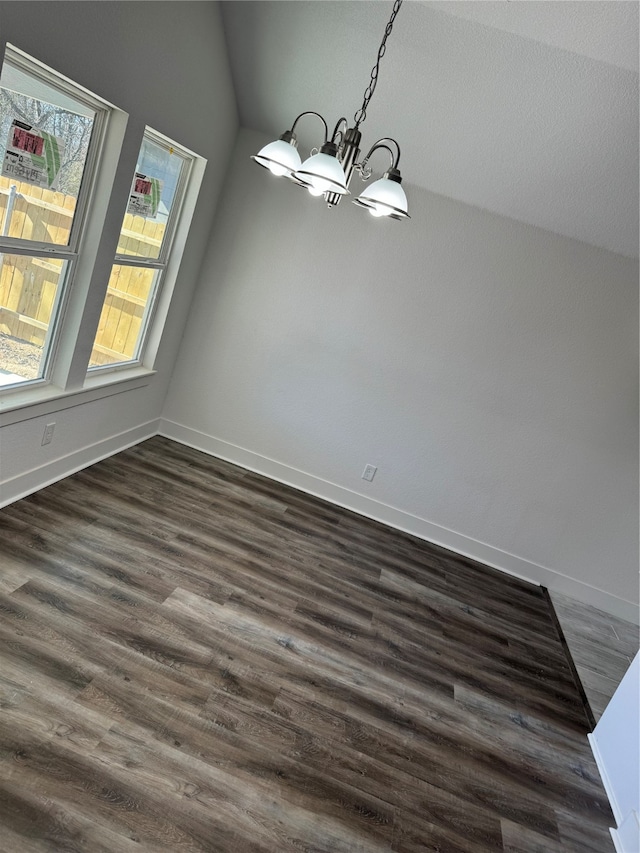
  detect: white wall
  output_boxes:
[0,2,238,502]
[163,128,639,622]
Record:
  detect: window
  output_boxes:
[0,46,108,388]
[0,46,205,412]
[89,130,194,370]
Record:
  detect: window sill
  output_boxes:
[0,366,156,426]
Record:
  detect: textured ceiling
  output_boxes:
[221,1,639,259]
[422,1,638,72]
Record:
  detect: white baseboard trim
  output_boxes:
[588,733,623,827]
[610,811,640,853]
[0,419,160,508]
[159,420,639,624]
[610,827,622,853]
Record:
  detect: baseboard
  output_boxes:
[0,418,160,508]
[588,732,623,826]
[159,420,639,624]
[610,811,640,853]
[610,827,623,853]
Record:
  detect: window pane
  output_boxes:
[116,137,186,260]
[89,265,158,367]
[0,59,96,246]
[0,252,67,386]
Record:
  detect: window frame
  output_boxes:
[0,43,122,395]
[0,46,109,257]
[0,43,207,421]
[88,127,196,373]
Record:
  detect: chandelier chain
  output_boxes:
[353,0,403,129]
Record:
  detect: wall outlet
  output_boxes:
[362,463,377,482]
[41,422,56,446]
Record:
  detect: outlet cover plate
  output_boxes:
[362,464,377,482]
[42,423,55,446]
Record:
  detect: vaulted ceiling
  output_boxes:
[221,1,639,258]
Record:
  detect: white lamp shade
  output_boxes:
[294,152,349,195]
[252,139,301,177]
[354,176,410,219]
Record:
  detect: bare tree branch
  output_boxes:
[0,89,92,196]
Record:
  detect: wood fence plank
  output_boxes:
[0,177,164,360]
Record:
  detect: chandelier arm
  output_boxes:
[353,0,403,129]
[360,138,401,172]
[290,111,329,143]
[330,117,349,144]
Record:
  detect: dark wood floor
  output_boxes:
[550,591,638,721]
[0,436,614,852]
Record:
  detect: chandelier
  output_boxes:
[251,0,409,220]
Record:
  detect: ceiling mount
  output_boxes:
[251,0,410,221]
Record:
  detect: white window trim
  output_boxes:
[1,45,109,256]
[88,126,204,375]
[0,43,129,398]
[0,366,155,426]
[140,153,207,370]
[0,50,207,426]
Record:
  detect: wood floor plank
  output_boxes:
[0,436,615,851]
[500,819,565,853]
[0,776,143,853]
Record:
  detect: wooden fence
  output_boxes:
[0,176,165,365]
